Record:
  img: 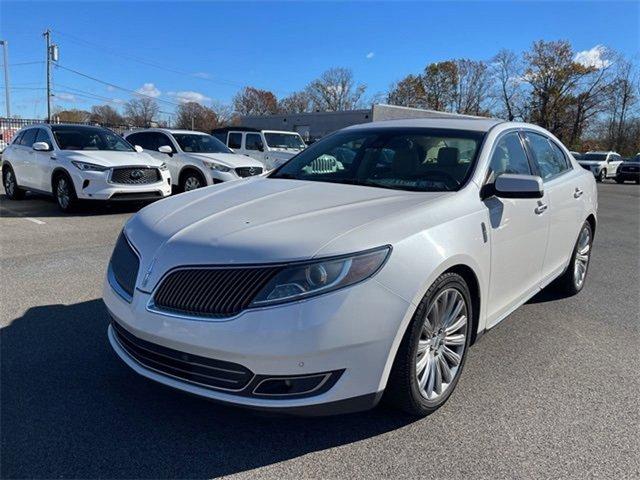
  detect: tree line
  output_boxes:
[52,40,639,155]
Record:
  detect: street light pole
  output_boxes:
[43,29,51,122]
[0,40,11,117]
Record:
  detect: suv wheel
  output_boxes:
[385,272,472,416]
[3,166,25,200]
[180,170,205,192]
[54,174,78,212]
[597,169,606,182]
[553,221,593,296]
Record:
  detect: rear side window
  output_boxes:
[488,132,532,178]
[525,132,570,180]
[127,132,156,151]
[228,132,242,149]
[245,133,263,151]
[19,129,37,147]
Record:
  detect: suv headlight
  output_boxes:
[203,160,231,172]
[250,246,391,306]
[71,161,109,172]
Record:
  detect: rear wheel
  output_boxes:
[553,221,593,296]
[180,170,206,192]
[597,169,606,182]
[53,173,78,212]
[3,166,25,200]
[385,272,472,416]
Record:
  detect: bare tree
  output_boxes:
[52,109,91,123]
[209,101,234,126]
[422,61,458,112]
[454,59,490,115]
[279,91,312,113]
[490,50,524,121]
[175,102,219,131]
[89,104,124,126]
[124,97,159,126]
[605,58,639,151]
[233,87,278,116]
[387,74,426,108]
[305,68,366,111]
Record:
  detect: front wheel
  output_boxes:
[553,221,593,296]
[54,174,79,212]
[597,169,606,182]
[180,170,206,192]
[384,272,472,416]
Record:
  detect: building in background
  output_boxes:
[238,104,488,142]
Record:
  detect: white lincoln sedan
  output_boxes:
[104,118,597,416]
[2,124,172,211]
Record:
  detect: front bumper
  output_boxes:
[103,273,411,414]
[71,168,172,201]
[616,169,640,181]
[206,167,263,185]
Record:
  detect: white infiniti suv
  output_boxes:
[104,118,597,416]
[124,129,265,192]
[2,124,171,212]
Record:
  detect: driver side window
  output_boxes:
[488,132,532,180]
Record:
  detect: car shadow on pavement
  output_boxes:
[0,192,152,218]
[0,299,415,479]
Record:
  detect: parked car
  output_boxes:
[2,124,171,212]
[577,151,623,182]
[615,154,640,184]
[124,129,264,192]
[212,127,306,170]
[105,118,597,416]
[569,151,583,160]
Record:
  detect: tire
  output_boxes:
[553,220,593,296]
[597,169,606,182]
[384,272,473,416]
[3,165,25,200]
[180,170,206,192]
[53,173,79,212]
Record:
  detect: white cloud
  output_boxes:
[111,98,125,105]
[168,90,211,105]
[192,72,211,79]
[366,52,375,60]
[574,45,611,69]
[106,85,116,92]
[56,92,77,102]
[135,82,161,98]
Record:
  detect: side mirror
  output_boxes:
[257,143,264,152]
[33,141,50,152]
[134,145,144,153]
[493,173,544,199]
[158,145,173,154]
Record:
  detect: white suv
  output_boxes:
[125,129,264,192]
[577,151,623,182]
[212,128,306,171]
[2,124,171,212]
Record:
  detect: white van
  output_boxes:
[212,127,306,170]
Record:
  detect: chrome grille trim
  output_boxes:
[235,166,263,177]
[150,266,282,318]
[110,167,161,185]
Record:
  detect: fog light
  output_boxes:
[82,179,90,189]
[252,371,341,398]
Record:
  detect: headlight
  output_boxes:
[159,162,168,171]
[250,246,391,306]
[203,160,231,172]
[71,161,109,172]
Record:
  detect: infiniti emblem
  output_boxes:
[130,169,144,180]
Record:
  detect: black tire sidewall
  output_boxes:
[180,170,205,192]
[54,173,77,212]
[3,166,23,199]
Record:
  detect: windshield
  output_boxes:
[582,153,608,161]
[264,132,306,149]
[173,133,232,153]
[270,128,484,192]
[51,125,134,151]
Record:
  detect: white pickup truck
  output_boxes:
[577,151,624,182]
[212,128,306,171]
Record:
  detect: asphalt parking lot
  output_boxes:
[1,182,638,479]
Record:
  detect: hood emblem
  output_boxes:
[130,169,144,180]
[141,257,157,289]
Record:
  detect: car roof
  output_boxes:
[585,150,617,154]
[126,128,209,136]
[344,117,503,133]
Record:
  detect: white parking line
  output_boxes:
[1,207,47,225]
[24,217,46,225]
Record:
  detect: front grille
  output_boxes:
[111,167,161,185]
[109,233,139,299]
[235,166,263,178]
[112,321,254,391]
[152,267,281,318]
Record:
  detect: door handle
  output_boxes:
[574,188,583,198]
[534,202,548,215]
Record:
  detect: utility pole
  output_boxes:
[0,40,11,117]
[43,29,52,122]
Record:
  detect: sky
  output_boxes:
[0,1,638,120]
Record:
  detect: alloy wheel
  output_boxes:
[184,176,201,191]
[574,226,591,289]
[5,170,15,196]
[415,288,468,401]
[56,178,70,209]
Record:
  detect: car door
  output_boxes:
[483,130,550,327]
[244,132,266,164]
[31,128,56,191]
[147,132,179,181]
[227,131,245,156]
[523,131,584,286]
[13,128,38,188]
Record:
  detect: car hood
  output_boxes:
[578,160,604,166]
[126,177,449,290]
[185,152,264,168]
[59,150,162,168]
